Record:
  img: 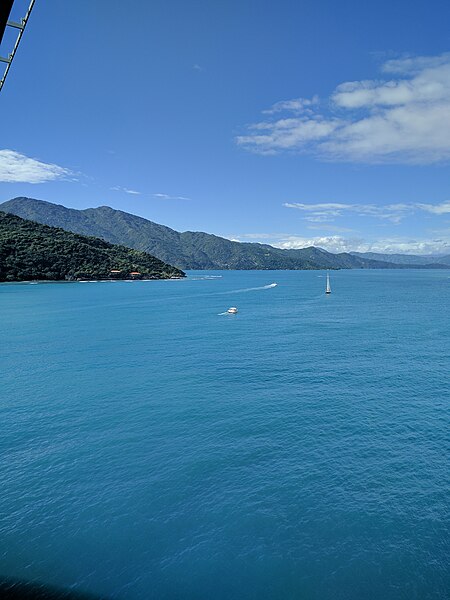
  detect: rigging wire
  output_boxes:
[0,0,35,92]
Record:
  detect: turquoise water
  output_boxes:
[1,270,449,599]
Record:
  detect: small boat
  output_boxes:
[326,271,331,294]
[227,307,238,314]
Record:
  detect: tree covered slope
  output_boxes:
[0,211,185,282]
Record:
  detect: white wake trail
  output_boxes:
[225,282,277,294]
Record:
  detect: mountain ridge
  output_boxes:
[1,197,448,270]
[350,250,450,266]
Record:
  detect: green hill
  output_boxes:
[0,211,185,282]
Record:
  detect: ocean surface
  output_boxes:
[1,270,449,599]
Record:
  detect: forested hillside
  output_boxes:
[0,211,185,282]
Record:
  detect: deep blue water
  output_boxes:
[1,270,449,599]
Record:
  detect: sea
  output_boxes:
[1,270,449,599]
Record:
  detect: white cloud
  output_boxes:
[272,234,450,255]
[236,53,450,164]
[0,149,72,183]
[283,201,413,223]
[364,238,450,254]
[262,96,319,115]
[274,235,364,252]
[110,186,141,195]
[227,230,450,255]
[153,193,191,200]
[238,117,341,155]
[283,200,450,223]
[382,53,450,74]
[415,201,450,214]
[109,188,190,199]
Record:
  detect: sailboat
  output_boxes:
[326,271,331,294]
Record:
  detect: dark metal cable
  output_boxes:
[0,0,35,92]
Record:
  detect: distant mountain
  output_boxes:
[280,247,404,269]
[1,197,446,271]
[0,211,184,282]
[351,251,450,267]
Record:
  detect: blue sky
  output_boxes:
[1,0,450,254]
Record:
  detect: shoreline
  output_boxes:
[0,276,186,285]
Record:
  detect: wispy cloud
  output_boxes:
[109,189,191,199]
[0,149,72,183]
[283,200,450,223]
[237,53,450,164]
[110,186,141,195]
[230,233,284,241]
[283,201,413,223]
[275,235,364,252]
[227,231,450,254]
[193,64,204,72]
[272,234,450,255]
[307,224,355,233]
[153,193,191,200]
[229,232,357,251]
[415,201,450,214]
[262,96,319,115]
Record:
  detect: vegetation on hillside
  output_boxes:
[0,211,185,282]
[1,198,448,270]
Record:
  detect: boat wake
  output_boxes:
[225,282,277,294]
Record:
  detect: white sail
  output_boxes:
[326,272,331,294]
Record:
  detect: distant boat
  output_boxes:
[227,307,238,314]
[326,272,331,294]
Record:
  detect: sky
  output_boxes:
[1,0,450,254]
